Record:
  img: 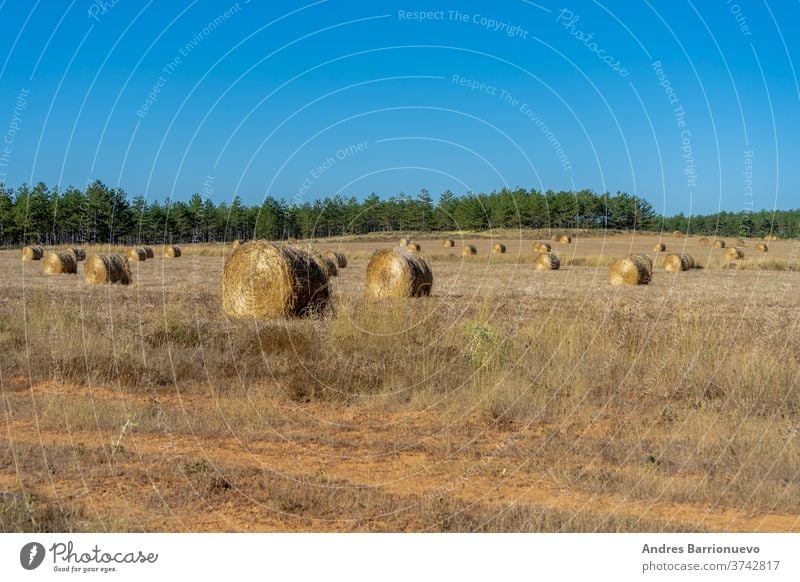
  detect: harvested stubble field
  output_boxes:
[1,232,799,532]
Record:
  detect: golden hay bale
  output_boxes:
[652,243,666,252]
[558,234,572,244]
[764,234,778,241]
[164,245,182,257]
[21,245,43,260]
[630,254,654,274]
[42,251,78,275]
[84,254,132,285]
[462,244,477,256]
[142,246,154,259]
[70,247,86,262]
[699,237,709,246]
[126,247,147,262]
[533,252,560,271]
[221,241,330,318]
[407,242,421,253]
[399,237,410,246]
[609,255,652,285]
[492,243,506,254]
[664,253,692,272]
[550,234,560,243]
[712,239,725,249]
[365,249,432,299]
[672,230,683,238]
[532,242,551,253]
[310,251,338,277]
[442,239,455,248]
[324,250,347,268]
[724,247,744,261]
[755,243,768,253]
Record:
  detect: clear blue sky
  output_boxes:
[0,0,798,215]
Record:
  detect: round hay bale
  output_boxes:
[462,245,477,256]
[399,237,410,247]
[609,255,652,285]
[533,252,560,271]
[71,247,86,262]
[664,253,692,272]
[558,234,572,244]
[699,237,709,246]
[127,247,147,262]
[724,247,744,261]
[532,242,551,253]
[84,254,132,285]
[164,245,182,257]
[42,251,78,275]
[736,238,746,246]
[712,239,726,249]
[630,254,654,274]
[442,239,455,248]
[21,245,43,260]
[672,230,683,238]
[550,234,560,243]
[365,249,432,299]
[685,254,696,269]
[142,246,154,259]
[221,241,330,318]
[407,242,421,253]
[324,250,347,268]
[652,242,666,252]
[492,243,506,254]
[764,234,778,241]
[309,251,338,277]
[755,243,768,253]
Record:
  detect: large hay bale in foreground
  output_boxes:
[71,247,86,262]
[699,237,709,245]
[84,254,132,285]
[609,255,652,285]
[534,252,560,271]
[724,248,744,261]
[755,243,768,253]
[365,249,432,299]
[221,241,330,318]
[558,234,572,244]
[664,253,693,272]
[492,243,506,254]
[672,230,683,238]
[142,246,154,259]
[407,242,421,253]
[164,245,182,257]
[532,242,551,253]
[127,247,147,262]
[652,242,666,252]
[42,251,78,275]
[324,250,347,268]
[442,239,455,248]
[713,239,726,249]
[462,245,477,256]
[21,245,43,260]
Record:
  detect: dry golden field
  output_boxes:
[1,231,799,532]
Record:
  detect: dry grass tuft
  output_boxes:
[42,251,78,275]
[532,242,551,253]
[21,245,43,260]
[492,243,506,254]
[164,245,182,257]
[84,254,132,285]
[462,245,477,256]
[221,241,330,319]
[533,252,560,271]
[365,248,433,299]
[609,255,652,285]
[126,247,147,262]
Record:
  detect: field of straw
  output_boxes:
[1,231,799,532]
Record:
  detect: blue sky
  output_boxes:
[0,0,797,215]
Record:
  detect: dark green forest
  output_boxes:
[0,180,793,245]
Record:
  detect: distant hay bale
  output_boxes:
[532,242,551,253]
[84,254,132,285]
[492,243,506,254]
[324,250,347,268]
[442,239,455,248]
[712,239,725,248]
[764,234,778,241]
[462,245,477,256]
[755,243,768,253]
[310,251,338,277]
[70,247,86,262]
[142,246,154,259]
[533,252,560,271]
[652,242,666,252]
[672,230,683,238]
[664,253,693,272]
[221,241,330,319]
[699,237,709,246]
[42,251,78,275]
[550,234,560,242]
[724,248,744,261]
[399,237,410,246]
[164,245,182,257]
[407,242,421,253]
[126,247,147,262]
[558,234,572,244]
[365,249,432,299]
[609,255,652,285]
[21,245,43,260]
[736,238,746,246]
